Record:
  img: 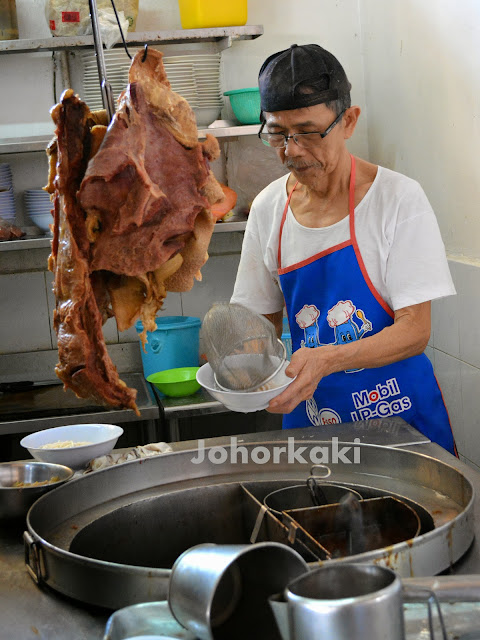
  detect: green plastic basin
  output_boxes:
[147,367,201,397]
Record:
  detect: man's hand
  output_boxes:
[267,346,332,413]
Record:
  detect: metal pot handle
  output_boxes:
[309,464,331,479]
[402,585,448,640]
[24,530,46,585]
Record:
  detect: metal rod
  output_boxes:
[88,0,115,121]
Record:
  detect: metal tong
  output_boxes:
[88,0,115,122]
[87,0,148,123]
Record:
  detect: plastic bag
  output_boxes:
[45,0,138,37]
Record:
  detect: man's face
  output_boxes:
[263,103,357,186]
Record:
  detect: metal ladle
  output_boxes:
[306,464,331,505]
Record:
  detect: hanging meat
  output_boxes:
[45,48,224,414]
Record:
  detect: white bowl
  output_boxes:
[196,360,293,413]
[20,424,124,470]
[193,106,222,127]
[29,213,52,232]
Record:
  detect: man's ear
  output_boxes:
[343,106,361,140]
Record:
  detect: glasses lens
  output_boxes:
[294,132,325,148]
[259,133,284,148]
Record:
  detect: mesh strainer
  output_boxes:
[200,302,287,392]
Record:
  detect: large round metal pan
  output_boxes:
[25,442,474,609]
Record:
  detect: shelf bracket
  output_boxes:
[217,35,233,52]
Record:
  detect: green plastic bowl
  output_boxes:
[223,88,261,124]
[147,367,201,397]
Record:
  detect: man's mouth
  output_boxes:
[286,162,322,172]
[287,163,311,172]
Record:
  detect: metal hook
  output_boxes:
[109,0,132,59]
[142,44,148,62]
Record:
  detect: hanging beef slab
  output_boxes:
[46,49,224,413]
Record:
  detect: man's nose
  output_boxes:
[283,136,303,155]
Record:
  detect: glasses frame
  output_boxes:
[258,109,346,148]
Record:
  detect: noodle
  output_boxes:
[39,440,92,449]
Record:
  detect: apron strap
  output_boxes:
[277,179,299,270]
[277,154,356,270]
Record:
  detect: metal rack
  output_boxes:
[0,124,260,154]
[0,26,263,55]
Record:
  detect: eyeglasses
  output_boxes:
[258,109,346,149]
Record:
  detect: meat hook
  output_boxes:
[109,0,132,59]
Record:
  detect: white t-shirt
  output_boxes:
[231,166,455,314]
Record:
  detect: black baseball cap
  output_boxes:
[258,44,351,115]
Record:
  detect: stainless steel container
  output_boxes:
[168,542,309,640]
[0,461,73,519]
[263,483,362,516]
[286,563,404,640]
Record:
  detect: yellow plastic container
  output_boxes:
[178,0,247,29]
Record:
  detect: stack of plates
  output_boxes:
[164,53,223,127]
[24,189,53,234]
[81,50,223,128]
[81,49,133,111]
[0,163,16,221]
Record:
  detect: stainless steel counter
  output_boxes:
[0,373,159,439]
[1,419,479,639]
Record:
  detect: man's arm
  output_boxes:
[263,310,284,339]
[268,301,431,414]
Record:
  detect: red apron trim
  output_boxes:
[278,240,352,275]
[347,158,394,319]
[277,180,297,269]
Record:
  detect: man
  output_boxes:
[231,44,456,454]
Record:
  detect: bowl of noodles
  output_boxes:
[20,424,124,470]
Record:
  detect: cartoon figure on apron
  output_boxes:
[277,155,456,455]
[296,301,372,373]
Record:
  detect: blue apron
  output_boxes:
[278,155,456,455]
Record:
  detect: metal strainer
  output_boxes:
[200,302,287,392]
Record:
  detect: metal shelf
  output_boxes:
[0,221,246,252]
[0,25,263,54]
[0,125,258,154]
[213,221,247,232]
[198,124,259,138]
[0,136,53,154]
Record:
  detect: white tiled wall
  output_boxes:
[431,258,480,467]
[0,271,52,353]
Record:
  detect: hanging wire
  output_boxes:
[109,0,132,59]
